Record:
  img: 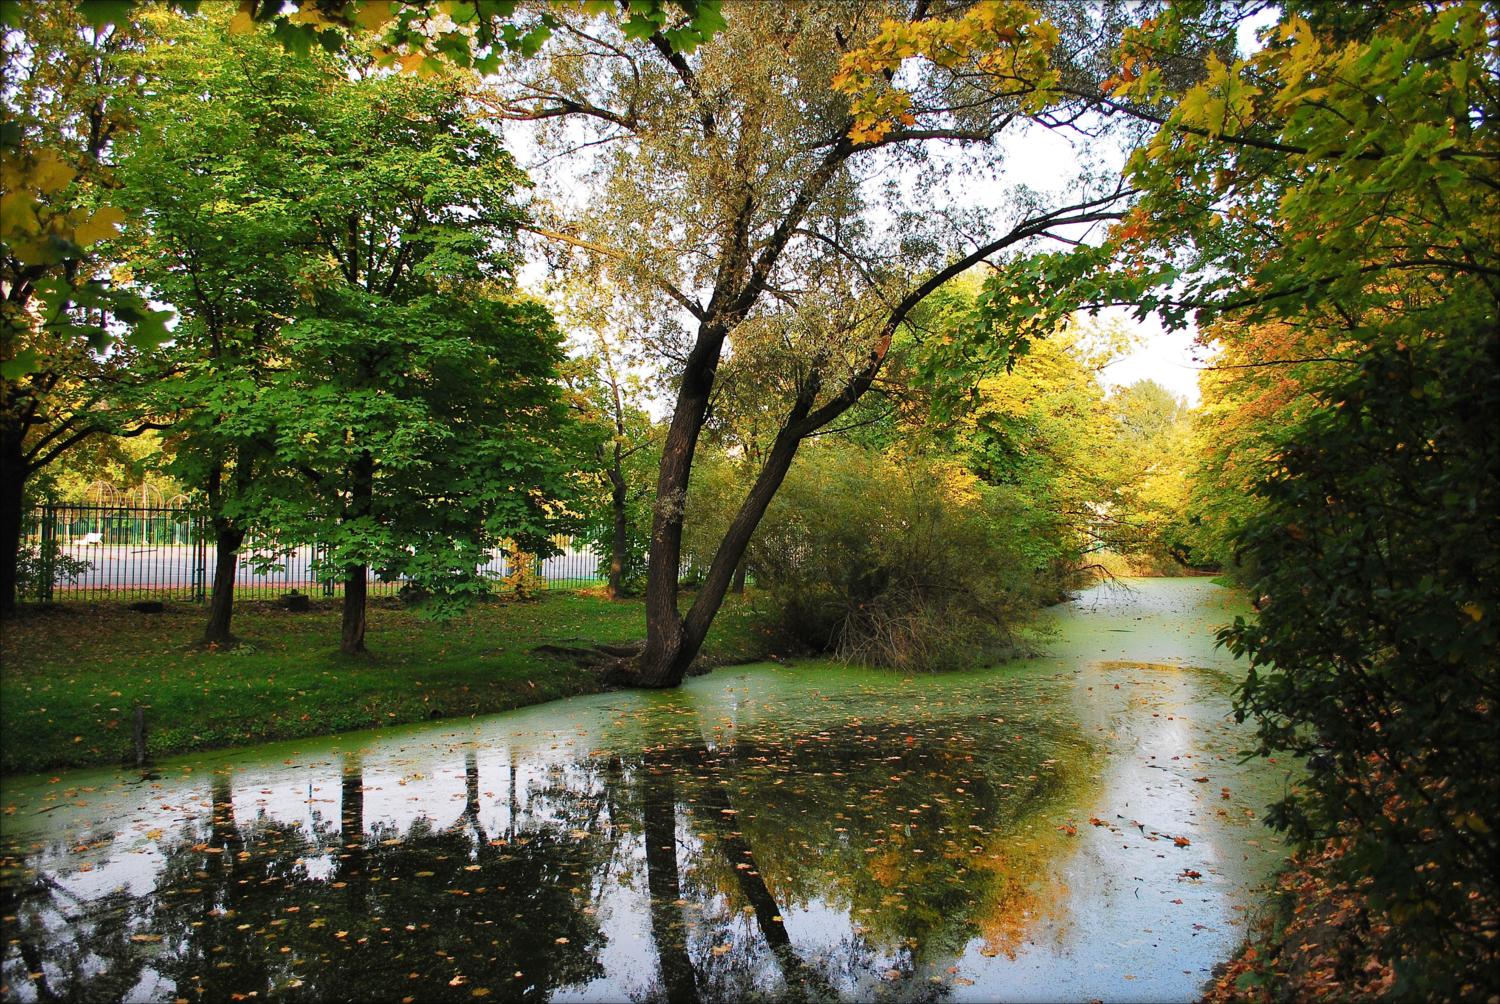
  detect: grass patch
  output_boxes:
[0,591,770,776]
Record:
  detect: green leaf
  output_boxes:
[77,0,137,30]
[0,347,45,380]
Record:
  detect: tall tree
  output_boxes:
[496,1,1133,686]
[271,289,572,654]
[226,44,568,654]
[557,280,661,602]
[0,5,174,611]
[115,11,320,644]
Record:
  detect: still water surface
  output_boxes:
[1,579,1291,1002]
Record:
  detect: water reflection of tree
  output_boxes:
[651,714,1096,979]
[52,754,619,1002]
[4,708,1095,1001]
[2,880,147,1002]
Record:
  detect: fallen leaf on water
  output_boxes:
[464,865,480,871]
[1089,817,1106,826]
[416,871,435,877]
[1174,836,1191,847]
[330,882,347,888]
[130,934,162,942]
[712,945,731,956]
[881,970,903,981]
[1193,777,1209,782]
[1171,899,1183,904]
[954,977,975,986]
[555,937,569,944]
[472,990,489,997]
[449,975,466,986]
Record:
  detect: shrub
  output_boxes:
[15,539,93,601]
[685,444,1063,671]
[1223,330,1498,997]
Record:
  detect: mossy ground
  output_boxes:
[0,590,770,775]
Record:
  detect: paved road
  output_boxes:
[55,544,602,594]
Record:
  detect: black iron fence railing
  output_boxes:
[19,505,606,603]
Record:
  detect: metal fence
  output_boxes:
[19,504,606,603]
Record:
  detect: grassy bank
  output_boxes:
[0,591,770,776]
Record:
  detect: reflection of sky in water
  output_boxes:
[2,579,1292,1002]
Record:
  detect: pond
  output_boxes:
[1,578,1292,1002]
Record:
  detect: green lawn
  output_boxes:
[0,591,771,776]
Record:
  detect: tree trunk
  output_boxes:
[0,446,26,614]
[340,451,374,655]
[203,522,247,645]
[633,324,730,684]
[730,560,746,595]
[636,419,806,687]
[341,564,367,655]
[607,453,628,602]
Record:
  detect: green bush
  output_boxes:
[1223,329,1498,996]
[685,444,1061,671]
[15,538,93,601]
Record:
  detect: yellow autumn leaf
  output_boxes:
[28,150,76,195]
[0,189,41,238]
[1460,602,1482,622]
[228,2,255,34]
[355,1,393,32]
[74,206,127,248]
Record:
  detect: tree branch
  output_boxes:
[516,223,706,320]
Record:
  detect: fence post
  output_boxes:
[193,512,207,604]
[39,504,56,603]
[319,543,334,597]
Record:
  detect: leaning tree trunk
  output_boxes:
[634,419,806,688]
[607,453,628,602]
[0,447,26,614]
[203,522,247,645]
[632,326,729,685]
